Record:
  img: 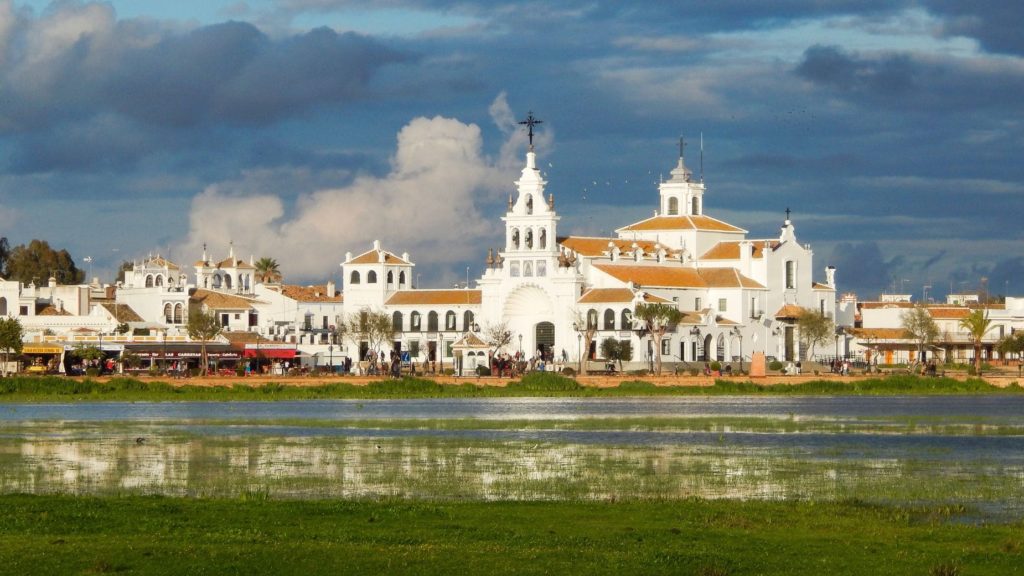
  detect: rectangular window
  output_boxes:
[750,297,757,318]
[536,260,546,277]
[718,298,727,312]
[19,306,28,315]
[785,261,795,289]
[409,340,420,358]
[661,338,671,355]
[510,261,520,277]
[695,297,702,310]
[445,341,454,358]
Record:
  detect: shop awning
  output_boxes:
[125,343,240,359]
[242,348,296,359]
[23,345,64,354]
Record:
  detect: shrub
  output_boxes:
[475,366,491,377]
[85,368,100,377]
[442,368,455,376]
[627,369,649,377]
[709,361,721,372]
[768,360,784,371]
[689,368,699,376]
[560,367,575,377]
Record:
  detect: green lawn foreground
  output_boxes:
[1,372,1021,401]
[0,495,1021,575]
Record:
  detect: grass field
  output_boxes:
[1,372,1020,401]
[0,495,1021,575]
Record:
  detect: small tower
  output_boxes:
[659,137,706,216]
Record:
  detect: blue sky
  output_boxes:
[1,0,1022,300]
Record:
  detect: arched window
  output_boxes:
[621,309,632,329]
[668,197,679,215]
[717,334,726,360]
[392,311,403,332]
[411,311,422,330]
[173,304,183,324]
[367,271,377,284]
[691,197,700,215]
[464,311,474,331]
[587,309,598,330]
[350,271,361,285]
[539,228,547,249]
[387,271,394,286]
[445,310,457,331]
[526,229,533,249]
[399,271,406,286]
[785,260,795,289]
[512,228,520,250]
[164,303,173,323]
[225,274,233,290]
[427,311,439,331]
[525,194,533,214]
[155,275,164,287]
[145,275,154,288]
[212,274,222,288]
[0,297,7,316]
[603,309,615,330]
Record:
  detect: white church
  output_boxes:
[331,116,836,372]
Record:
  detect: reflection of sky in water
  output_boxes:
[1,397,1022,519]
[5,396,1024,422]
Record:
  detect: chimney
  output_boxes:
[327,281,336,296]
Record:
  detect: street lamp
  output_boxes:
[328,345,334,374]
[518,334,523,356]
[732,327,743,373]
[573,323,582,373]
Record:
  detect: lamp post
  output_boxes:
[732,327,743,373]
[518,334,523,356]
[573,323,582,374]
[328,345,334,374]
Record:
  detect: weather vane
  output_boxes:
[518,111,543,150]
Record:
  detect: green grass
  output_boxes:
[0,495,1020,575]
[0,374,1019,402]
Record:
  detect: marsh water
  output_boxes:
[2,396,1023,519]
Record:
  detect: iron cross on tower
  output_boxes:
[519,112,543,150]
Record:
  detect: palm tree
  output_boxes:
[634,302,683,375]
[959,309,992,376]
[255,257,281,284]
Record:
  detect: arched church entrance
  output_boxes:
[535,322,555,361]
[703,334,714,361]
[502,285,555,358]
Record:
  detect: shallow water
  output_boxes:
[1,396,1022,519]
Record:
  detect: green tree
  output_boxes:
[4,239,84,285]
[599,337,633,372]
[900,305,939,364]
[797,309,834,361]
[634,303,683,375]
[483,321,513,361]
[959,309,993,375]
[339,309,394,362]
[995,332,1024,365]
[255,257,281,284]
[187,308,223,375]
[72,344,105,363]
[572,310,599,375]
[116,260,134,283]
[0,316,23,376]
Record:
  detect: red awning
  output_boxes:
[243,349,296,359]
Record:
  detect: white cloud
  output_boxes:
[179,97,526,283]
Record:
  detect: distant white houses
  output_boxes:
[6,131,842,373]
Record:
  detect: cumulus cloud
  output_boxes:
[179,102,524,283]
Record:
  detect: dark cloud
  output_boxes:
[924,0,1024,55]
[828,242,904,298]
[794,44,1024,113]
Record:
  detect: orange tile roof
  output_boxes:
[222,331,275,345]
[812,282,834,290]
[349,248,411,265]
[617,215,746,234]
[453,332,489,348]
[849,328,911,340]
[143,256,180,270]
[37,304,72,316]
[699,268,766,289]
[700,240,777,260]
[577,288,671,304]
[279,284,343,303]
[386,290,481,306]
[100,303,144,322]
[594,264,705,288]
[860,302,914,309]
[928,308,971,319]
[593,264,765,289]
[559,236,676,258]
[191,289,262,310]
[774,304,806,319]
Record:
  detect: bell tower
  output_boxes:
[659,137,706,216]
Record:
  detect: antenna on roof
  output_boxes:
[700,132,704,182]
